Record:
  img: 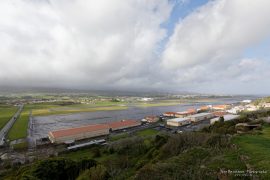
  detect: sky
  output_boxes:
[0,0,270,95]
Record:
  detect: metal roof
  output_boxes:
[167,117,190,122]
[50,124,109,138]
[188,113,213,118]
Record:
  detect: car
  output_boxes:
[159,123,165,127]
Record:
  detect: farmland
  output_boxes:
[0,105,17,130]
[8,107,30,140]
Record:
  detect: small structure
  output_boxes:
[142,115,159,123]
[199,106,211,111]
[167,117,191,127]
[163,112,178,117]
[262,103,270,108]
[242,100,252,103]
[227,106,245,114]
[212,111,228,117]
[67,139,106,150]
[176,109,197,118]
[235,123,261,133]
[188,113,214,123]
[212,105,230,111]
[48,124,109,144]
[108,119,140,131]
[245,104,259,112]
[210,114,240,124]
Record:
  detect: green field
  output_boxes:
[137,102,180,107]
[110,133,130,141]
[27,103,128,116]
[0,105,17,130]
[32,106,128,116]
[12,141,28,150]
[232,125,270,178]
[8,108,30,141]
[60,149,94,160]
[136,129,158,136]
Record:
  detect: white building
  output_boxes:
[242,100,252,103]
[262,103,270,108]
[227,106,245,114]
[167,117,191,127]
[187,113,214,123]
[246,104,259,112]
[210,114,240,124]
[140,97,153,101]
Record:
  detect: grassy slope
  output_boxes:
[0,105,17,130]
[232,125,270,178]
[60,149,94,160]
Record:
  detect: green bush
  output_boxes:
[77,165,109,180]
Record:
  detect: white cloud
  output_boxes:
[160,0,270,93]
[0,0,172,89]
[0,0,270,94]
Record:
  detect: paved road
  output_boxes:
[27,111,36,149]
[0,104,24,146]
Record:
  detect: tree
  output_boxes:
[77,165,109,180]
[219,116,225,123]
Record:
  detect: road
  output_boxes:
[0,104,24,146]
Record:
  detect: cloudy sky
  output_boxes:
[1,0,270,94]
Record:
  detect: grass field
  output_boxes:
[29,103,128,116]
[12,142,28,150]
[110,133,129,141]
[0,105,17,130]
[8,108,30,141]
[137,102,180,107]
[60,149,94,160]
[136,129,158,136]
[232,125,270,178]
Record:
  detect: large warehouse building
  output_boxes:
[210,114,240,124]
[48,124,109,144]
[48,119,141,143]
[188,113,214,123]
[167,117,191,127]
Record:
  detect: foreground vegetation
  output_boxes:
[232,125,270,176]
[0,105,17,130]
[2,110,270,179]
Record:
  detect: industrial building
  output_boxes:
[48,124,109,144]
[210,114,240,124]
[48,119,140,143]
[212,105,230,110]
[199,106,211,111]
[163,112,178,117]
[164,109,197,118]
[167,117,191,127]
[107,119,140,131]
[188,113,214,123]
[141,116,159,123]
[175,109,197,118]
[212,111,228,117]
